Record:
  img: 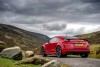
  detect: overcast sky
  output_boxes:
[0,0,100,37]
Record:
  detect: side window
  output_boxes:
[55,38,59,42]
[49,37,59,42]
[49,38,55,42]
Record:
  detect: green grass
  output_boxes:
[0,57,41,67]
[61,64,71,67]
[89,44,100,59]
[0,57,70,67]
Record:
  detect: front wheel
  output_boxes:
[80,53,89,58]
[41,47,47,57]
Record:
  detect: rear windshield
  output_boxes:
[63,36,79,40]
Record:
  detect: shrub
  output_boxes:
[34,48,41,55]
[94,47,100,55]
[89,45,100,59]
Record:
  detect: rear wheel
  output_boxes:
[80,53,89,58]
[56,46,66,58]
[41,47,47,57]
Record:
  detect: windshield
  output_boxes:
[63,36,79,40]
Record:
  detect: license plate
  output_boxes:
[75,44,84,46]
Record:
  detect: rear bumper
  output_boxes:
[62,49,90,54]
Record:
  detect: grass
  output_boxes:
[0,57,70,67]
[89,44,100,59]
[61,64,71,67]
[0,57,41,67]
[76,31,100,44]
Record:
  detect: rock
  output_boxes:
[25,51,34,57]
[42,60,61,67]
[0,46,22,60]
[15,56,50,65]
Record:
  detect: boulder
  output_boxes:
[0,46,22,60]
[25,51,34,57]
[42,60,61,67]
[15,56,50,65]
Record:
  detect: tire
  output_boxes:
[41,47,47,57]
[80,53,89,58]
[56,46,66,58]
[61,54,67,57]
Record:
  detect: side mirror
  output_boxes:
[47,40,50,43]
[48,41,50,43]
[47,38,51,43]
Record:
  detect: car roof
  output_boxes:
[63,36,79,39]
[55,36,79,39]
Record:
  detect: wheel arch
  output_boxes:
[41,45,45,52]
[56,45,62,51]
[56,43,63,50]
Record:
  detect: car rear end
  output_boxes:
[62,36,90,57]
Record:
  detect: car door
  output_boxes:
[49,37,59,54]
[48,38,56,54]
[44,43,51,54]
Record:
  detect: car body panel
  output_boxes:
[42,36,90,55]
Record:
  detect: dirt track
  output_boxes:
[43,55,100,67]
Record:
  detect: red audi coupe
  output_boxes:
[41,36,90,58]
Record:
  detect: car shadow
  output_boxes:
[47,55,81,58]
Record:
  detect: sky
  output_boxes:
[0,0,100,37]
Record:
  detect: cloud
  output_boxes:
[62,24,100,36]
[43,22,67,31]
[0,0,100,37]
[0,0,100,24]
[82,0,100,3]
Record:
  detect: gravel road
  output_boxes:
[43,55,100,67]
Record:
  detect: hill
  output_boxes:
[76,31,100,44]
[0,23,49,51]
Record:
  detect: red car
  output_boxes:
[41,36,90,58]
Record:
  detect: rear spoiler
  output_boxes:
[64,39,70,41]
[64,39,88,41]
